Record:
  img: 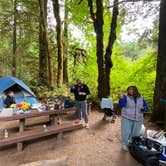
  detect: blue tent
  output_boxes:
[0,76,38,108]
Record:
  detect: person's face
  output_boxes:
[9,92,14,97]
[77,79,83,86]
[128,87,134,96]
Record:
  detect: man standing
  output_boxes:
[71,78,90,128]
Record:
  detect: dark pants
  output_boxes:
[75,100,88,123]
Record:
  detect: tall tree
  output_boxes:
[52,0,64,87]
[39,0,49,85]
[12,0,17,76]
[152,0,166,122]
[87,0,119,98]
[63,0,69,83]
[88,0,106,98]
[104,0,119,97]
[45,4,55,87]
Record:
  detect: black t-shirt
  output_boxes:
[71,84,90,101]
[4,95,15,108]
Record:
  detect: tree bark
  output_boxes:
[52,0,64,87]
[63,0,69,83]
[12,0,17,77]
[39,0,49,85]
[88,0,106,98]
[152,0,166,122]
[45,0,55,87]
[104,0,119,97]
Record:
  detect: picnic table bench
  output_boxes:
[0,108,83,152]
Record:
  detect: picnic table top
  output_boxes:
[0,107,75,121]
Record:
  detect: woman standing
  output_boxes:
[119,86,149,151]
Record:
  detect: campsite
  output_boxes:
[0,0,166,166]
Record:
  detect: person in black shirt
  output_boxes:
[71,78,90,128]
[4,91,16,108]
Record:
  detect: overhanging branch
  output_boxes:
[87,0,96,22]
[107,0,160,8]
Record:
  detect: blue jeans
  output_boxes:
[121,117,142,145]
[75,100,88,123]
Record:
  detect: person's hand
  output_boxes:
[120,91,124,98]
[79,92,86,95]
[71,86,75,89]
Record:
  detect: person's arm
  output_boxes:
[4,97,10,108]
[85,85,90,95]
[70,86,75,93]
[118,95,127,108]
[143,99,149,112]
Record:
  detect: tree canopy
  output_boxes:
[0,0,165,123]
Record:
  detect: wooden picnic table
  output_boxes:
[0,107,76,152]
[0,107,75,121]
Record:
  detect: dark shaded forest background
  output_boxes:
[0,0,166,124]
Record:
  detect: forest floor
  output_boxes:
[0,111,164,166]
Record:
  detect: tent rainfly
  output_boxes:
[0,76,38,108]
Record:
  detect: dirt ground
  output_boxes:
[0,111,164,166]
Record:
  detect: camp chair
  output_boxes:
[100,98,116,123]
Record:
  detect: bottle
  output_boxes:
[4,129,9,138]
[43,124,47,131]
[138,145,147,150]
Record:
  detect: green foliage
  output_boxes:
[0,0,158,109]
[111,47,156,109]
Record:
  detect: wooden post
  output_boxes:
[50,115,58,125]
[17,118,25,152]
[50,114,63,141]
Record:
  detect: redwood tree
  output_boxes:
[152,0,166,123]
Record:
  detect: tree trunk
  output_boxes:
[52,0,64,87]
[152,0,166,122]
[104,0,119,97]
[45,0,55,87]
[63,0,69,83]
[12,0,17,77]
[95,0,106,98]
[39,0,49,85]
[88,0,106,98]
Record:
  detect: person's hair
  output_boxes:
[127,86,140,98]
[8,91,14,95]
[76,78,83,83]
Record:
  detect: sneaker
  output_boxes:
[74,119,81,124]
[85,123,89,129]
[111,119,115,123]
[122,144,129,152]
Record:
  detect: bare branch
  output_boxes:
[107,0,160,8]
[87,0,96,22]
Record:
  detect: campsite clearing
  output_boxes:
[0,111,153,166]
